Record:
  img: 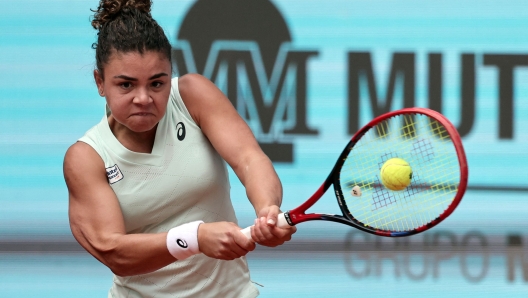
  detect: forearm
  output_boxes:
[92,232,174,277]
[238,155,282,215]
[241,155,297,246]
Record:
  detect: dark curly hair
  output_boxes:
[91,0,172,78]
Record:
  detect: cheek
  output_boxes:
[106,96,129,119]
[154,90,171,112]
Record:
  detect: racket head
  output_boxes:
[333,108,468,237]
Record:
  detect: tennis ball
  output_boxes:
[380,158,412,191]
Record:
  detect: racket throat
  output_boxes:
[286,210,327,225]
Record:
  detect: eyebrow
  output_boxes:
[113,73,169,81]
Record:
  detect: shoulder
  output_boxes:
[177,73,214,98]
[64,141,101,163]
[177,74,233,126]
[63,142,106,185]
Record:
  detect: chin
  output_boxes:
[127,120,158,133]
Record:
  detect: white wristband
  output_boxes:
[166,221,203,260]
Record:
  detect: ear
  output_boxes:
[94,69,105,96]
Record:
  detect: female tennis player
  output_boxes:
[63,0,295,296]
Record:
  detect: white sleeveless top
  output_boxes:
[79,77,259,298]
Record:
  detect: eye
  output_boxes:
[151,81,163,88]
[120,82,133,89]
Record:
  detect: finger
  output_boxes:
[230,243,250,258]
[269,226,293,242]
[258,217,279,242]
[266,207,279,226]
[230,233,255,258]
[248,240,256,251]
[270,223,297,237]
[218,251,237,260]
[262,224,297,247]
[212,242,239,260]
[251,218,266,243]
[233,226,256,252]
[254,217,278,245]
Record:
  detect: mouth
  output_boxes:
[130,112,153,117]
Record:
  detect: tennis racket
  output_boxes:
[241,107,468,238]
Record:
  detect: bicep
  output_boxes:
[64,142,125,261]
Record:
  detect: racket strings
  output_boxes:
[381,134,457,230]
[375,118,456,229]
[340,113,460,232]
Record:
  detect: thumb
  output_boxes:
[234,227,255,250]
[266,206,279,226]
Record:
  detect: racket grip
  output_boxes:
[240,212,290,239]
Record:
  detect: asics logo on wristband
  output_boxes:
[176,239,188,248]
[166,221,202,260]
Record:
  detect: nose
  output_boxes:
[133,87,152,105]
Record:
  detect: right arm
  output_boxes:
[64,142,254,277]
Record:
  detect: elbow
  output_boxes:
[95,244,135,277]
[105,257,127,277]
[73,229,138,276]
[109,266,134,277]
[102,251,135,277]
[103,252,134,277]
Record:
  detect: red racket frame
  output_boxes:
[282,107,468,237]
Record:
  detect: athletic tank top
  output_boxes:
[78,77,259,298]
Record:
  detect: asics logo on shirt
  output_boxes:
[176,122,186,141]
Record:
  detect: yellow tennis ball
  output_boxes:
[380,158,412,191]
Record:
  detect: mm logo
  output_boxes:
[172,0,318,162]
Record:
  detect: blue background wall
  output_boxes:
[1,0,527,297]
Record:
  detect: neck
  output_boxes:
[108,116,157,153]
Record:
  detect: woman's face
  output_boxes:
[94,50,172,133]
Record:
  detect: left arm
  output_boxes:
[178,74,296,246]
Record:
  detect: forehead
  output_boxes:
[104,50,171,75]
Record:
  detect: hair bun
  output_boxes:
[91,0,152,30]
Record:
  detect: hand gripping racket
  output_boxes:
[241,107,468,238]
